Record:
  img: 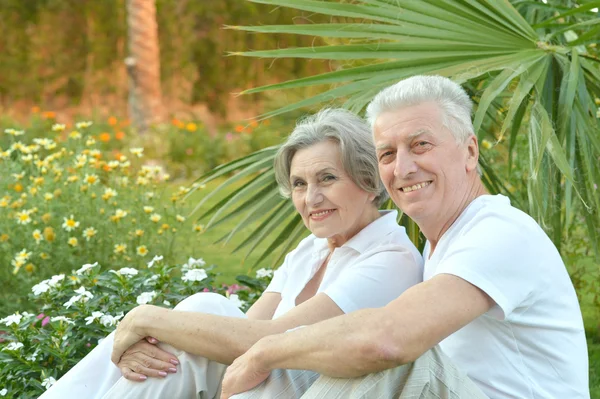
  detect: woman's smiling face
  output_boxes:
[290,140,377,246]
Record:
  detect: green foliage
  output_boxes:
[0,258,272,399]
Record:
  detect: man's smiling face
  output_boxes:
[373,101,477,228]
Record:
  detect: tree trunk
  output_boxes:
[126,0,163,134]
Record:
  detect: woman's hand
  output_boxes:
[220,340,272,398]
[117,337,180,381]
[111,306,147,366]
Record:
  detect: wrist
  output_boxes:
[253,334,283,371]
[133,304,164,337]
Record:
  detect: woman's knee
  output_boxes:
[173,292,237,314]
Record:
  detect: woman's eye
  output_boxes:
[323,175,336,182]
[292,180,305,188]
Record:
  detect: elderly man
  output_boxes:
[222,76,589,399]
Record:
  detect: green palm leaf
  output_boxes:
[191,0,600,266]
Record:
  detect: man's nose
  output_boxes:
[394,154,418,178]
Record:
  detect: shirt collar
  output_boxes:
[311,210,401,256]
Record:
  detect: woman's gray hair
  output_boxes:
[274,108,388,207]
[365,75,474,143]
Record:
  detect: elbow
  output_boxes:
[364,320,415,369]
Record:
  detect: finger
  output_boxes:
[119,360,169,379]
[145,336,159,344]
[122,351,177,374]
[119,365,149,382]
[131,340,180,366]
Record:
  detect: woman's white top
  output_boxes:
[266,210,423,319]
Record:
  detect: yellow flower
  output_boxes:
[136,245,148,256]
[186,123,197,132]
[110,209,128,222]
[481,140,492,150]
[129,148,144,158]
[32,229,43,244]
[12,173,24,181]
[80,184,89,192]
[99,208,105,215]
[16,249,32,261]
[102,188,117,201]
[86,138,96,146]
[67,175,79,183]
[43,227,56,242]
[53,188,62,198]
[52,124,66,132]
[143,206,154,214]
[14,183,23,193]
[0,234,9,242]
[42,213,51,223]
[150,213,161,223]
[69,131,82,140]
[12,258,25,275]
[136,176,149,186]
[85,174,99,185]
[62,215,80,231]
[16,210,32,225]
[25,263,35,273]
[193,224,204,233]
[114,243,127,254]
[44,193,54,201]
[76,121,93,129]
[40,252,49,260]
[83,227,97,241]
[176,215,185,223]
[68,237,78,247]
[29,187,38,195]
[161,223,170,230]
[135,229,144,237]
[33,177,44,186]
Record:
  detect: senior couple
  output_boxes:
[41,76,589,399]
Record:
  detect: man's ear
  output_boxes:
[465,135,479,173]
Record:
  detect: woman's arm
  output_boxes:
[112,293,343,366]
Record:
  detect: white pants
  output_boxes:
[39,293,246,399]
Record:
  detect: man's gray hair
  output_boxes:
[365,75,475,143]
[274,108,388,207]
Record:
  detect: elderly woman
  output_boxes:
[40,109,422,399]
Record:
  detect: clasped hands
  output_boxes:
[111,305,180,382]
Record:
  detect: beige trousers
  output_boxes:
[232,345,488,399]
[40,293,244,399]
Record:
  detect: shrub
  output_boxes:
[0,256,273,399]
[0,122,198,314]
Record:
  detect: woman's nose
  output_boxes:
[305,184,324,206]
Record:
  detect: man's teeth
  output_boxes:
[312,210,333,217]
[402,181,431,193]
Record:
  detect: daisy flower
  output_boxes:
[62,215,80,231]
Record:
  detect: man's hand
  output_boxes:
[118,338,180,381]
[220,340,272,399]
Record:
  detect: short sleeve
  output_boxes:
[264,253,290,294]
[435,214,541,320]
[323,245,422,314]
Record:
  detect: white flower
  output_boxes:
[0,313,23,326]
[2,342,24,351]
[181,269,208,282]
[256,268,274,278]
[109,267,138,277]
[85,311,104,325]
[100,312,124,327]
[75,121,93,129]
[136,291,157,305]
[32,281,50,296]
[228,294,246,309]
[26,349,39,362]
[74,286,94,299]
[41,376,57,390]
[48,274,65,287]
[22,311,35,319]
[147,255,163,268]
[50,316,74,324]
[0,388,7,396]
[75,262,98,275]
[163,300,171,307]
[182,257,206,271]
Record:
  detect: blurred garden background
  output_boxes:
[0,0,599,397]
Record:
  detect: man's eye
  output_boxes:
[379,151,393,160]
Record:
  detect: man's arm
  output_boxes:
[252,274,495,378]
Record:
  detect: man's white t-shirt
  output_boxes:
[267,210,423,318]
[423,195,589,399]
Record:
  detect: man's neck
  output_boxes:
[420,180,487,256]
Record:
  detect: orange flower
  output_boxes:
[263,119,271,126]
[99,132,111,142]
[186,123,197,132]
[42,111,56,119]
[115,131,125,140]
[14,183,23,193]
[234,125,245,133]
[103,164,111,172]
[108,116,118,126]
[250,120,258,128]
[31,106,40,113]
[120,119,130,127]
[113,150,123,160]
[171,118,181,126]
